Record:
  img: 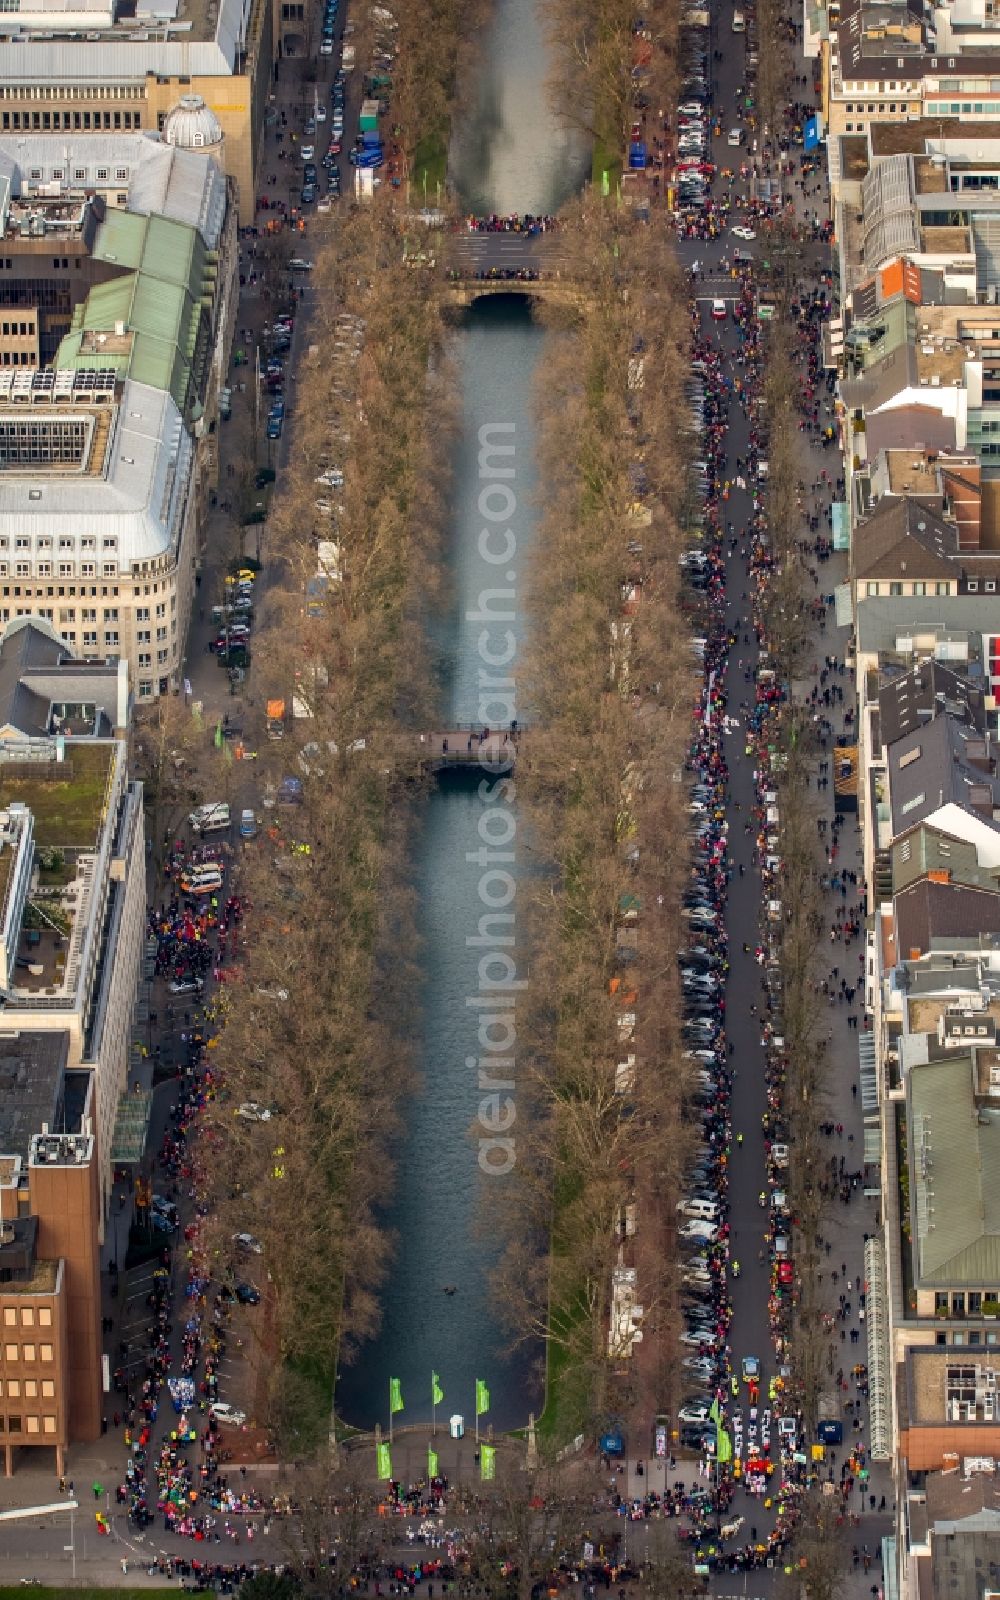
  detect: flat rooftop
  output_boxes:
[0,1031,69,1162]
[914,336,970,388]
[0,742,114,849]
[885,452,940,496]
[1,1256,57,1295]
[871,119,1000,156]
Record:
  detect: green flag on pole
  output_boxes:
[428,1446,439,1479]
[601,168,610,198]
[389,1377,404,1415]
[476,1379,490,1416]
[480,1443,496,1480]
[716,1428,733,1465]
[214,721,223,748]
[432,1372,444,1406]
[377,1441,392,1480]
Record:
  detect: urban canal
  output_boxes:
[337,0,587,1431]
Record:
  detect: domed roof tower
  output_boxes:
[162,94,224,155]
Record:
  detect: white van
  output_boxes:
[732,8,745,28]
[189,802,231,834]
[678,1198,720,1222]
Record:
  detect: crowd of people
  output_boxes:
[657,0,890,1572]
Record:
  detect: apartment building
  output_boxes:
[0,128,239,699]
[0,617,145,1222]
[0,0,275,225]
[824,0,1000,176]
[0,1030,102,1473]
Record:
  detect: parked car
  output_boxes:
[209,1402,247,1427]
[236,1102,273,1122]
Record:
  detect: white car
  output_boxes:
[233,1231,263,1255]
[209,1402,246,1427]
[679,1219,719,1242]
[731,225,757,241]
[300,144,315,161]
[678,1402,713,1424]
[236,1102,273,1122]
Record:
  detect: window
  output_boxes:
[103,537,116,549]
[7,1415,20,1433]
[41,1379,54,1397]
[3,1309,14,1327]
[5,1343,17,1360]
[138,680,153,699]
[20,1309,33,1328]
[6,1380,19,1398]
[136,607,149,622]
[81,608,96,622]
[900,792,926,815]
[137,629,151,644]
[890,581,903,596]
[42,1415,56,1433]
[913,581,926,597]
[953,1293,966,1315]
[58,563,73,577]
[25,1415,38,1434]
[82,631,97,649]
[867,581,879,596]
[968,580,979,593]
[138,653,152,668]
[970,1292,983,1314]
[157,648,168,664]
[102,562,117,578]
[937,582,950,595]
[39,1343,53,1363]
[103,608,118,622]
[96,167,108,182]
[38,1309,50,1328]
[22,1343,34,1362]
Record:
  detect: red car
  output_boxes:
[777,1259,793,1285]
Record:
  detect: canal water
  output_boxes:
[338,0,587,1433]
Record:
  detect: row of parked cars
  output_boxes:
[675,23,713,212]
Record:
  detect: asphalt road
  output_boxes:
[671,0,780,1454]
[445,231,562,273]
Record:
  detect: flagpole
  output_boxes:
[389,1378,393,1444]
[475,1386,479,1445]
[432,1378,436,1439]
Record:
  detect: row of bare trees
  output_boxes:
[488,187,707,1445]
[192,199,459,1453]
